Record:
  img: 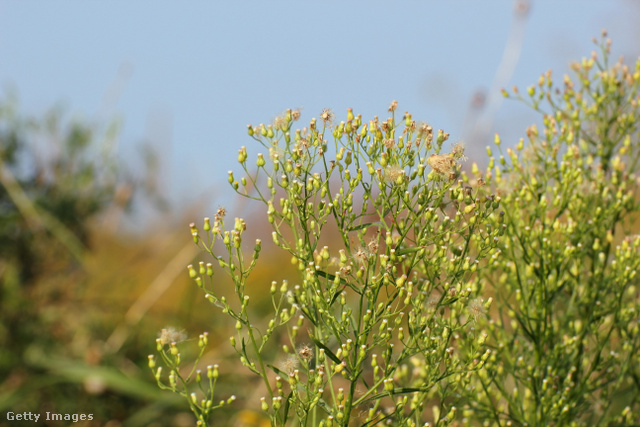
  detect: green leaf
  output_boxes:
[315,398,332,415]
[309,337,341,366]
[329,290,342,306]
[396,246,424,255]
[283,391,293,422]
[23,346,167,401]
[316,269,340,283]
[241,338,248,358]
[267,364,288,378]
[347,221,383,232]
[293,295,318,326]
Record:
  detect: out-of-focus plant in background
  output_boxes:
[0,94,229,426]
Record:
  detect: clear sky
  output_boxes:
[1,1,639,222]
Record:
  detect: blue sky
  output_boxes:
[1,1,639,221]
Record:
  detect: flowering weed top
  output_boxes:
[173,99,502,426]
[150,33,640,427]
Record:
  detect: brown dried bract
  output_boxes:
[427,154,457,176]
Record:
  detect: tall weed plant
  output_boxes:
[465,33,640,426]
[151,34,640,426]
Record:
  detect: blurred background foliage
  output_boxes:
[0,94,290,426]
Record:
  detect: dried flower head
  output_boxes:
[425,295,440,311]
[320,108,335,125]
[404,115,416,132]
[292,108,302,121]
[383,165,405,183]
[383,138,395,149]
[298,345,314,360]
[467,298,486,322]
[282,354,299,373]
[158,327,187,346]
[452,142,468,162]
[269,145,285,162]
[415,122,433,144]
[339,265,352,276]
[388,100,398,112]
[427,154,457,177]
[353,246,372,266]
[272,113,288,131]
[215,206,227,221]
[367,237,379,254]
[298,137,310,150]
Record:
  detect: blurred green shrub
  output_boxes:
[0,96,122,380]
[0,96,189,426]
